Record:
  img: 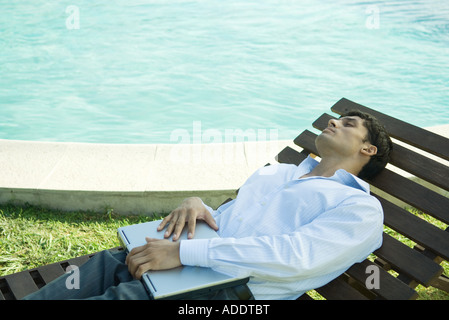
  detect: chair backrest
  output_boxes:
[276,98,449,299]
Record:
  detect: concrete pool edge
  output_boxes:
[0,187,237,215]
[1,124,448,216]
[0,138,298,215]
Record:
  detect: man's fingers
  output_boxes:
[172,210,187,241]
[157,212,173,231]
[125,243,147,265]
[158,198,217,241]
[126,246,151,278]
[203,214,219,231]
[134,262,152,280]
[130,257,152,280]
[187,213,197,239]
[163,210,181,238]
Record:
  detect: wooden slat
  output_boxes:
[390,143,449,191]
[3,271,39,300]
[66,254,91,268]
[0,278,12,300]
[370,169,449,225]
[312,113,449,191]
[297,292,314,300]
[218,198,234,208]
[0,249,121,299]
[294,129,449,225]
[432,274,449,293]
[315,276,368,300]
[275,146,309,165]
[36,262,66,285]
[331,97,449,161]
[376,195,449,261]
[293,130,318,153]
[374,233,443,286]
[346,260,418,300]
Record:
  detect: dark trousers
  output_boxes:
[23,250,253,300]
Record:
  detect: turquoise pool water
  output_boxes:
[1,0,448,144]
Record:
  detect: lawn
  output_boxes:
[0,203,160,276]
[0,203,448,300]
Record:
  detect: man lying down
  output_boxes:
[24,110,392,300]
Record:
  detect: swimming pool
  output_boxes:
[1,0,448,144]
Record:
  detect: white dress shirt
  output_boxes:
[179,156,384,300]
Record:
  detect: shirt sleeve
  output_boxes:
[180,194,384,282]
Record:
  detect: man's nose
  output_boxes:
[328,118,339,128]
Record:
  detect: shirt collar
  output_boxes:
[296,156,371,194]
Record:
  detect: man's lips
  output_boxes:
[323,127,335,134]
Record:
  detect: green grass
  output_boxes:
[0,203,448,300]
[0,203,162,275]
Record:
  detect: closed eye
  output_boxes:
[342,117,357,127]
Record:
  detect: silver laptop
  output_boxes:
[117,219,249,300]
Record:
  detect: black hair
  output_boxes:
[341,110,393,180]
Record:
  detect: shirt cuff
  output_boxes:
[179,239,210,268]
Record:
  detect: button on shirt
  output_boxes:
[180,156,384,300]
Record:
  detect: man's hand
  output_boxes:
[126,238,181,280]
[157,197,218,241]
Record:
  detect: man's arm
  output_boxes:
[127,195,383,281]
[180,195,384,282]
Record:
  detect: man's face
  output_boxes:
[316,116,371,159]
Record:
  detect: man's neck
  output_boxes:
[301,156,360,179]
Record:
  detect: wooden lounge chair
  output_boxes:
[1,98,448,300]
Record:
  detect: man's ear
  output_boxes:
[361,145,378,157]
